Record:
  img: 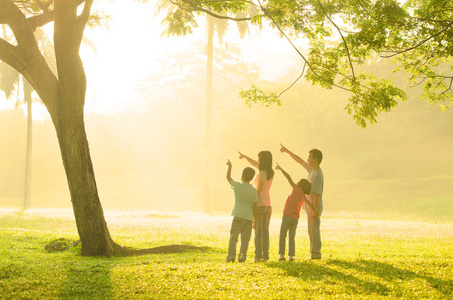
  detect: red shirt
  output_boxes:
[283,185,307,219]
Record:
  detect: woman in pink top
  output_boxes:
[238,150,274,262]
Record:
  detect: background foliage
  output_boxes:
[1,43,452,219]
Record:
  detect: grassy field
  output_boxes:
[0,208,452,299]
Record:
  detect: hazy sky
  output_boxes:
[0,0,298,119]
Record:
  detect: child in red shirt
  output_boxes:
[276,163,318,261]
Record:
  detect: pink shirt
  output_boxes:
[254,170,273,207]
[283,185,307,219]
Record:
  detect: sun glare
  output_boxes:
[20,102,50,122]
[82,0,205,115]
[3,0,297,117]
[0,96,14,111]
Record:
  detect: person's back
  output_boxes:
[306,167,323,217]
[255,170,273,207]
[231,181,257,221]
[283,185,308,219]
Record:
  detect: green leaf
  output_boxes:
[239,84,282,108]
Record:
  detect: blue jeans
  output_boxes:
[306,201,323,259]
[255,206,272,261]
[227,217,253,262]
[279,215,298,256]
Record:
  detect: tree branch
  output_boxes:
[0,0,39,53]
[35,0,53,13]
[278,62,306,97]
[176,0,253,21]
[76,0,93,45]
[316,0,355,81]
[27,11,55,30]
[356,0,380,22]
[0,38,26,72]
[3,0,60,116]
[440,77,453,96]
[256,0,353,94]
[380,22,453,58]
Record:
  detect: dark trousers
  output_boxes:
[279,215,298,256]
[227,217,253,262]
[254,206,272,261]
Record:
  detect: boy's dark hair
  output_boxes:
[298,179,312,195]
[309,149,323,164]
[242,167,256,182]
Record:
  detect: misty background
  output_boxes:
[1,1,452,219]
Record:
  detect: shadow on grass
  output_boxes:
[267,259,453,297]
[120,244,211,256]
[328,259,452,296]
[57,247,216,298]
[44,238,212,256]
[51,242,212,298]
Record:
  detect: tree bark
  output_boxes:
[54,114,119,256]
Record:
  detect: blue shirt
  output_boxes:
[230,180,258,221]
[306,167,324,215]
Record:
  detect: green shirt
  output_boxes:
[230,180,258,221]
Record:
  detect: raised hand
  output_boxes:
[280,143,288,153]
[226,159,232,168]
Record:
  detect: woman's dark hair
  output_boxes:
[258,151,274,180]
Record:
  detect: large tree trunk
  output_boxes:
[51,0,118,256]
[54,113,118,256]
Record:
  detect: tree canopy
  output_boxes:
[163,0,453,127]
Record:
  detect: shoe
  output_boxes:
[254,258,263,263]
[278,257,286,262]
[288,256,294,261]
[226,258,235,263]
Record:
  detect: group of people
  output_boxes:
[226,144,324,263]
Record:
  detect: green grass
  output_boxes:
[0,208,452,299]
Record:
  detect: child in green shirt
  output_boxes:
[226,160,259,262]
